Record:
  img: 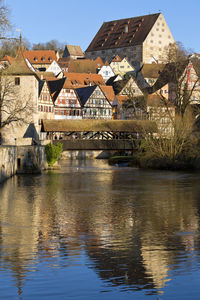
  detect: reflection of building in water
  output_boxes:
[141,245,171,291]
[0,163,200,296]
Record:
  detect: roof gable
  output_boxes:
[99,85,115,102]
[75,85,97,106]
[63,45,84,57]
[5,47,39,79]
[47,77,66,102]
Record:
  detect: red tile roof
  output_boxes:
[116,95,129,106]
[63,72,105,86]
[111,55,122,62]
[23,50,58,64]
[99,85,115,102]
[95,56,104,68]
[1,55,14,64]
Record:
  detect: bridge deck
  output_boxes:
[53,139,139,151]
[42,119,155,151]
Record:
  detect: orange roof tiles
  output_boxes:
[111,55,122,62]
[1,55,14,64]
[99,85,115,102]
[116,95,129,106]
[63,72,105,86]
[95,56,104,68]
[23,50,58,64]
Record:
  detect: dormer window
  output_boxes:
[34,57,38,61]
[48,57,52,62]
[41,57,45,61]
[124,25,128,33]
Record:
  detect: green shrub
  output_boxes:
[45,143,63,166]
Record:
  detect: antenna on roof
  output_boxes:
[16,28,22,46]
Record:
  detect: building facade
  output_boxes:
[85,13,175,66]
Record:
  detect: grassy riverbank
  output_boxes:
[109,154,200,170]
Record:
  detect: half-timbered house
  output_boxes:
[47,78,82,119]
[38,80,55,121]
[76,85,112,119]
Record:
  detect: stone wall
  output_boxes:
[0,145,47,184]
[0,146,17,183]
[16,145,48,174]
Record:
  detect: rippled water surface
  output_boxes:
[1,159,200,299]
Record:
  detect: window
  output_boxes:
[48,57,52,62]
[41,57,45,61]
[15,77,20,85]
[34,57,38,61]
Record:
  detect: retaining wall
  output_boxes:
[0,145,47,184]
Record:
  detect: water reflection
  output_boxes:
[0,160,200,298]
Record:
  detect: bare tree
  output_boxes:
[0,73,35,133]
[152,43,200,118]
[0,0,11,36]
[32,39,66,56]
[0,37,30,59]
[113,74,147,119]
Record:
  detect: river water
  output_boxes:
[0,159,200,299]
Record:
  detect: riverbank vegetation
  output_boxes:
[110,44,200,171]
[45,143,63,167]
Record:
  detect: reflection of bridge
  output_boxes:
[42,119,156,151]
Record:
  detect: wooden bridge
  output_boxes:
[41,119,156,151]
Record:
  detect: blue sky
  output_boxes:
[4,0,200,53]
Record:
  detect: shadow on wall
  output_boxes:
[23,123,39,140]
